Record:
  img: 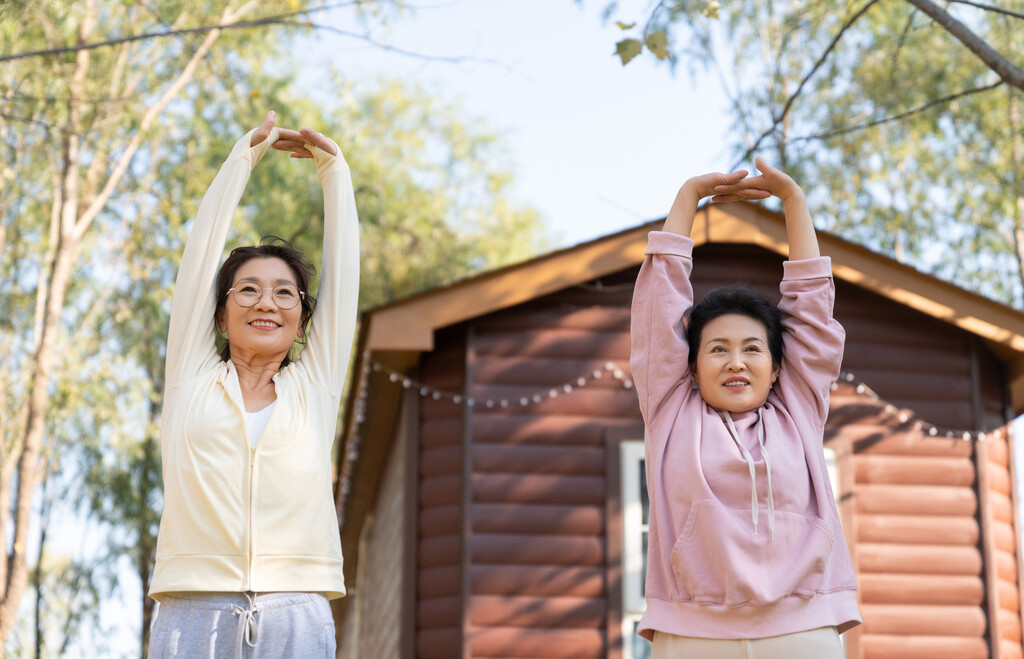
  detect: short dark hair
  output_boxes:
[686,285,783,366]
[214,236,317,368]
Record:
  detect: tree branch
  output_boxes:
[947,0,1024,21]
[730,0,880,168]
[0,1,361,63]
[73,2,259,241]
[903,0,1024,91]
[791,80,1004,141]
[276,20,509,68]
[0,1,500,69]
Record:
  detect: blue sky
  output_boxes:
[311,0,733,247]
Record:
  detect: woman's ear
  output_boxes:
[771,363,780,383]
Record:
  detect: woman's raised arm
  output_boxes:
[273,127,360,395]
[165,113,278,390]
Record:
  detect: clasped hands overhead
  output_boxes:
[684,156,804,204]
[249,110,338,158]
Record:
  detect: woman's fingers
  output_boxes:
[300,127,337,155]
[250,110,276,147]
[714,174,768,190]
[709,189,770,203]
[269,127,338,156]
[271,138,309,151]
[754,155,776,174]
[273,128,303,142]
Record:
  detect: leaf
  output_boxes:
[644,29,670,61]
[615,38,643,65]
[615,21,636,30]
[249,89,261,98]
[701,0,721,19]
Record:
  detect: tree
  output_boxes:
[4,3,547,654]
[0,0,344,651]
[611,0,1024,92]
[604,0,1024,306]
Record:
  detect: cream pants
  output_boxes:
[652,626,843,659]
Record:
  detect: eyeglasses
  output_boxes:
[227,283,305,310]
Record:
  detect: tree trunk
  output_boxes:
[0,21,89,644]
[138,434,158,659]
[0,3,260,652]
[139,546,154,659]
[1009,89,1024,307]
[32,480,51,659]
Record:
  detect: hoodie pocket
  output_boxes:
[669,499,834,607]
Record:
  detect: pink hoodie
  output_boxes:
[630,231,861,640]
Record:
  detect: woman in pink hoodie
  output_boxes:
[630,158,861,657]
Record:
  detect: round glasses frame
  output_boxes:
[227,284,305,310]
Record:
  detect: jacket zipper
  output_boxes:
[247,445,256,590]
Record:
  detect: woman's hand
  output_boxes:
[664,169,756,236]
[717,156,817,259]
[711,156,803,203]
[250,111,277,147]
[272,127,338,158]
[682,169,765,203]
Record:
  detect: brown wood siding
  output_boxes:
[417,327,467,658]
[464,277,639,658]
[981,430,1023,659]
[355,415,408,658]
[828,386,995,659]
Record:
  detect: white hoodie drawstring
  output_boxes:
[231,592,259,657]
[723,409,776,541]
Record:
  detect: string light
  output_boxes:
[831,370,1002,444]
[339,359,1006,525]
[337,355,635,525]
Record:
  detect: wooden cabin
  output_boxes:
[330,201,1024,659]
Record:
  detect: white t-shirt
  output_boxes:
[244,401,276,448]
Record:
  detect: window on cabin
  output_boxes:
[621,440,650,659]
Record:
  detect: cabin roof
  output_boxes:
[357,201,1024,413]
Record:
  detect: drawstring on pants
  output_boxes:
[231,592,259,657]
[723,409,776,541]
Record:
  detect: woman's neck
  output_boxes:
[230,354,282,411]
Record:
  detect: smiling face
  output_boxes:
[691,313,780,414]
[218,257,305,364]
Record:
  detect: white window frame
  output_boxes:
[824,446,839,502]
[621,439,649,659]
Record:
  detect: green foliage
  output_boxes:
[615,37,644,64]
[2,1,547,653]
[601,0,1024,307]
[644,29,671,60]
[181,58,549,309]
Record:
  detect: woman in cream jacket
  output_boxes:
[148,112,359,658]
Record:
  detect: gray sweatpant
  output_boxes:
[147,592,336,659]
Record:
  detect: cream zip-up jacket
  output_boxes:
[149,129,359,601]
